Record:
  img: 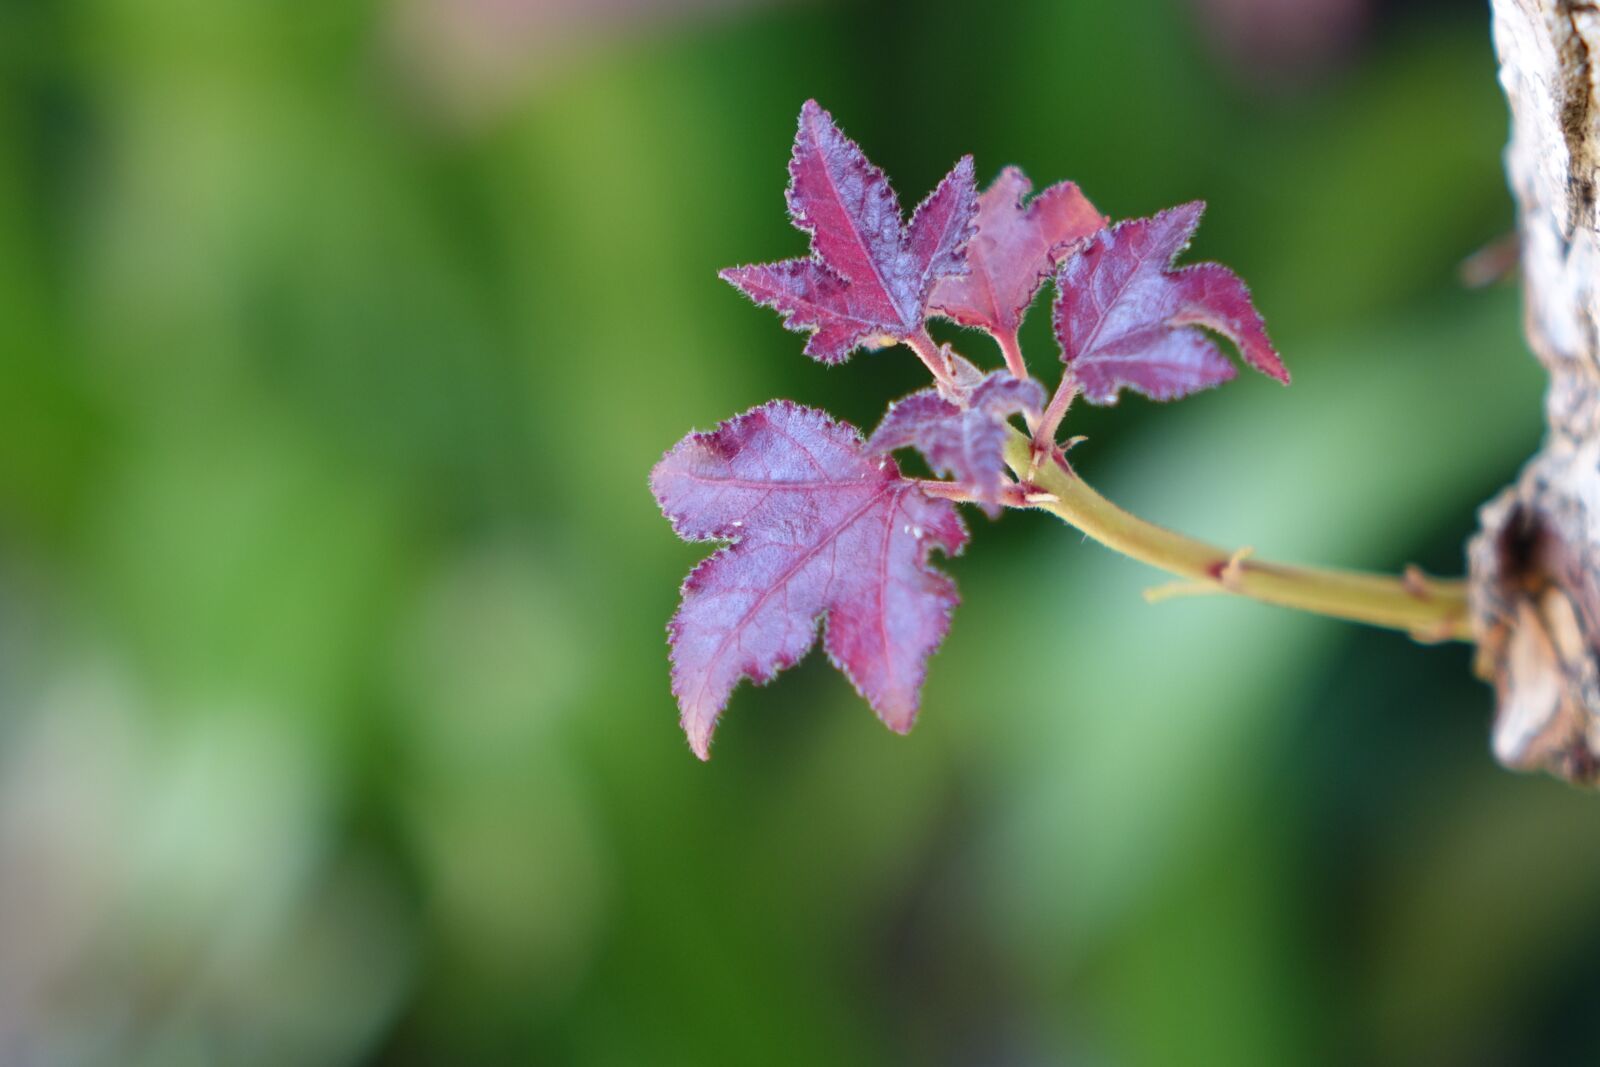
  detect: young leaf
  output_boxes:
[720,100,978,363]
[1052,202,1289,404]
[868,371,1045,516]
[930,167,1105,347]
[651,400,966,759]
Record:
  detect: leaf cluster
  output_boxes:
[653,101,1286,758]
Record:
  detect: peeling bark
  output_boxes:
[1471,0,1600,783]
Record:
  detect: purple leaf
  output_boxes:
[868,372,1045,517]
[905,155,981,308]
[1052,202,1290,404]
[651,400,967,759]
[719,259,893,363]
[930,167,1106,345]
[721,100,978,364]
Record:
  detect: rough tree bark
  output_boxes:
[1472,0,1600,783]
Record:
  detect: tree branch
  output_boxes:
[1469,0,1600,783]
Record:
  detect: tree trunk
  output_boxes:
[1472,0,1600,783]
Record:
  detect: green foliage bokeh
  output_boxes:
[0,1,1592,1064]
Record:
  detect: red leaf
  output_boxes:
[651,400,967,758]
[1052,202,1289,404]
[868,371,1044,516]
[930,167,1105,345]
[721,100,978,363]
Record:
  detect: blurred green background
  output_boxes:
[4,0,1599,1063]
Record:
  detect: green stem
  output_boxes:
[1001,428,1472,642]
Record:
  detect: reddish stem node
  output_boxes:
[1035,372,1079,452]
[997,330,1029,380]
[906,329,956,388]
